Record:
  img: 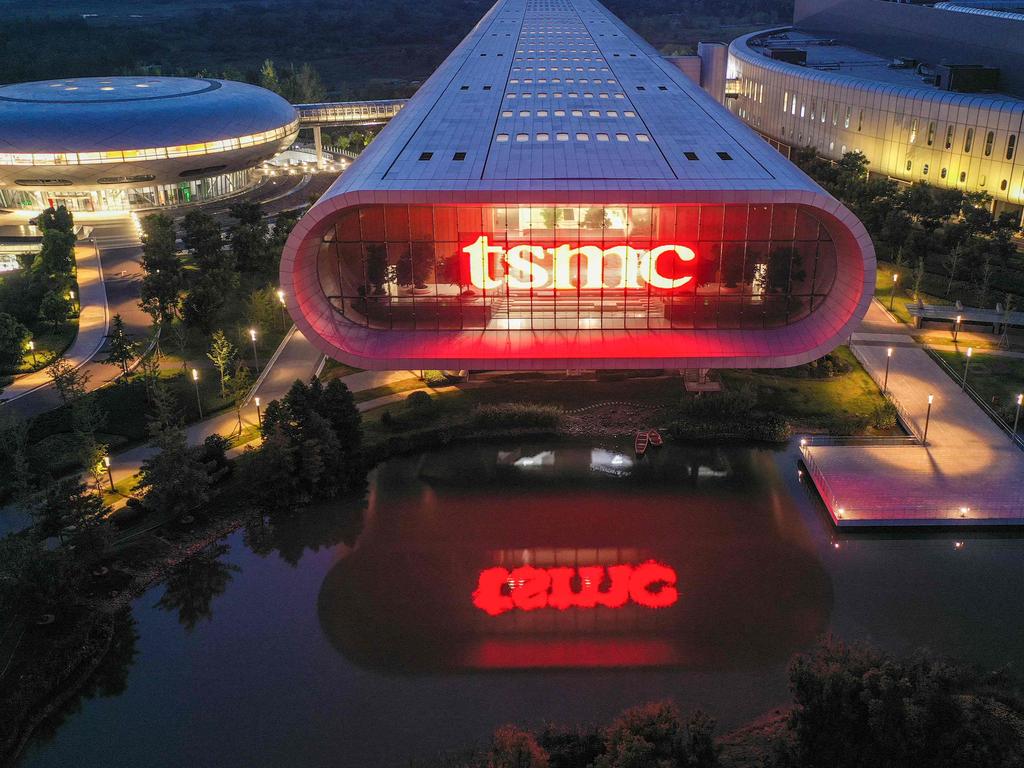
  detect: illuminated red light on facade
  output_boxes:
[472,560,679,616]
[463,235,697,291]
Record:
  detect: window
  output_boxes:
[453,152,466,161]
[515,133,529,142]
[616,133,629,142]
[784,92,789,112]
[658,85,668,91]
[909,119,918,144]
[857,109,864,131]
[496,134,510,142]
[684,151,699,160]
[927,121,936,146]
[941,167,948,179]
[964,128,974,153]
[554,109,566,116]
[624,111,636,117]
[636,85,645,91]
[519,110,530,116]
[922,164,929,175]
[844,106,851,128]
[945,125,954,149]
[596,132,609,141]
[501,110,513,117]
[984,130,995,157]
[536,132,550,141]
[572,109,583,116]
[460,85,469,90]
[906,160,912,172]
[418,152,433,161]
[959,171,967,182]
[556,132,569,141]
[1007,134,1017,160]
[636,134,650,142]
[717,151,732,160]
[1001,179,1009,191]
[576,132,589,141]
[483,85,492,91]
[606,110,618,117]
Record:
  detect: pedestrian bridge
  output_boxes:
[295,99,407,127]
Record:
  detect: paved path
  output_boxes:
[0,241,109,408]
[803,301,1024,526]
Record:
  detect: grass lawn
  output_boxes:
[720,346,898,435]
[933,350,1024,421]
[13,321,78,374]
[320,358,362,381]
[353,377,428,403]
[875,260,950,325]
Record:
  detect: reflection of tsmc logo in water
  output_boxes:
[463,236,696,292]
[472,561,679,616]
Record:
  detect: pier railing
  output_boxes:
[849,343,925,443]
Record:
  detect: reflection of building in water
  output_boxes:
[282,0,874,371]
[317,445,830,672]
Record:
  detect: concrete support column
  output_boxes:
[313,125,324,167]
[697,42,728,104]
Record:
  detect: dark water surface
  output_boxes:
[20,441,1024,767]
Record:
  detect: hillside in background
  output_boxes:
[0,0,792,98]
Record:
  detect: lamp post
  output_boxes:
[923,394,934,445]
[28,340,36,366]
[961,347,973,390]
[1013,393,1022,439]
[889,272,899,311]
[884,347,893,394]
[192,367,203,419]
[277,289,287,328]
[249,328,259,367]
[953,314,962,343]
[103,455,114,491]
[255,396,263,428]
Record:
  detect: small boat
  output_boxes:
[648,429,663,447]
[635,431,649,456]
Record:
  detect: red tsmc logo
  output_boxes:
[472,560,679,616]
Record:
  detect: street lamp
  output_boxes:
[255,396,263,428]
[923,394,934,445]
[953,314,962,343]
[27,340,36,366]
[192,367,203,419]
[889,272,899,311]
[961,346,973,390]
[249,328,259,367]
[884,347,893,394]
[1013,393,1022,439]
[277,289,287,328]
[103,455,114,491]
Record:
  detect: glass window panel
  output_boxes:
[723,205,748,240]
[385,205,410,241]
[410,206,434,241]
[699,205,724,241]
[359,206,386,241]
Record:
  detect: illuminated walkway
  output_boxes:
[803,311,1024,526]
[0,241,109,407]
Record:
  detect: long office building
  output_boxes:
[727,0,1024,220]
[282,0,874,371]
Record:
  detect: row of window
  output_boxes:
[501,108,637,117]
[510,78,615,84]
[0,120,298,167]
[512,67,610,73]
[903,160,1011,190]
[495,131,651,142]
[776,87,1019,160]
[506,91,625,99]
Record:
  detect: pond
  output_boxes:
[19,441,1024,767]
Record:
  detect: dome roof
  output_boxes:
[0,77,298,153]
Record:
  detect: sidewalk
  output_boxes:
[803,328,1024,526]
[0,242,108,405]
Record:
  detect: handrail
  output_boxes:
[849,343,924,443]
[924,346,1024,452]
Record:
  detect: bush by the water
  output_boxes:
[669,413,791,443]
[471,402,563,430]
[678,385,758,419]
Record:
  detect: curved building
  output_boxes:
[283,0,874,371]
[0,77,299,211]
[727,0,1024,219]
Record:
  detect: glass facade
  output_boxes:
[0,169,255,212]
[316,203,837,331]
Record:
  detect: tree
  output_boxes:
[182,274,226,333]
[33,228,76,282]
[0,409,31,502]
[595,702,719,768]
[943,244,963,297]
[137,384,211,516]
[105,313,138,375]
[259,59,280,93]
[227,363,254,431]
[771,637,1024,768]
[207,330,237,397]
[911,256,926,301]
[39,289,71,332]
[181,210,227,272]
[139,214,183,327]
[490,726,549,768]
[33,477,108,545]
[0,312,29,369]
[0,536,82,616]
[975,255,994,308]
[47,356,90,404]
[228,201,273,276]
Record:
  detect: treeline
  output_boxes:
[416,637,1024,768]
[793,148,1023,308]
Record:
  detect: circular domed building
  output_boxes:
[0,76,299,212]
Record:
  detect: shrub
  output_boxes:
[871,402,898,430]
[422,369,449,387]
[405,390,434,412]
[471,402,563,430]
[678,385,758,420]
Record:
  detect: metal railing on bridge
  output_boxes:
[295,99,407,127]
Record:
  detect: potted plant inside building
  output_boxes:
[411,242,435,295]
[365,243,389,297]
[395,250,416,296]
[439,251,475,297]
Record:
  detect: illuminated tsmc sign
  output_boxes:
[472,560,679,616]
[463,236,696,291]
